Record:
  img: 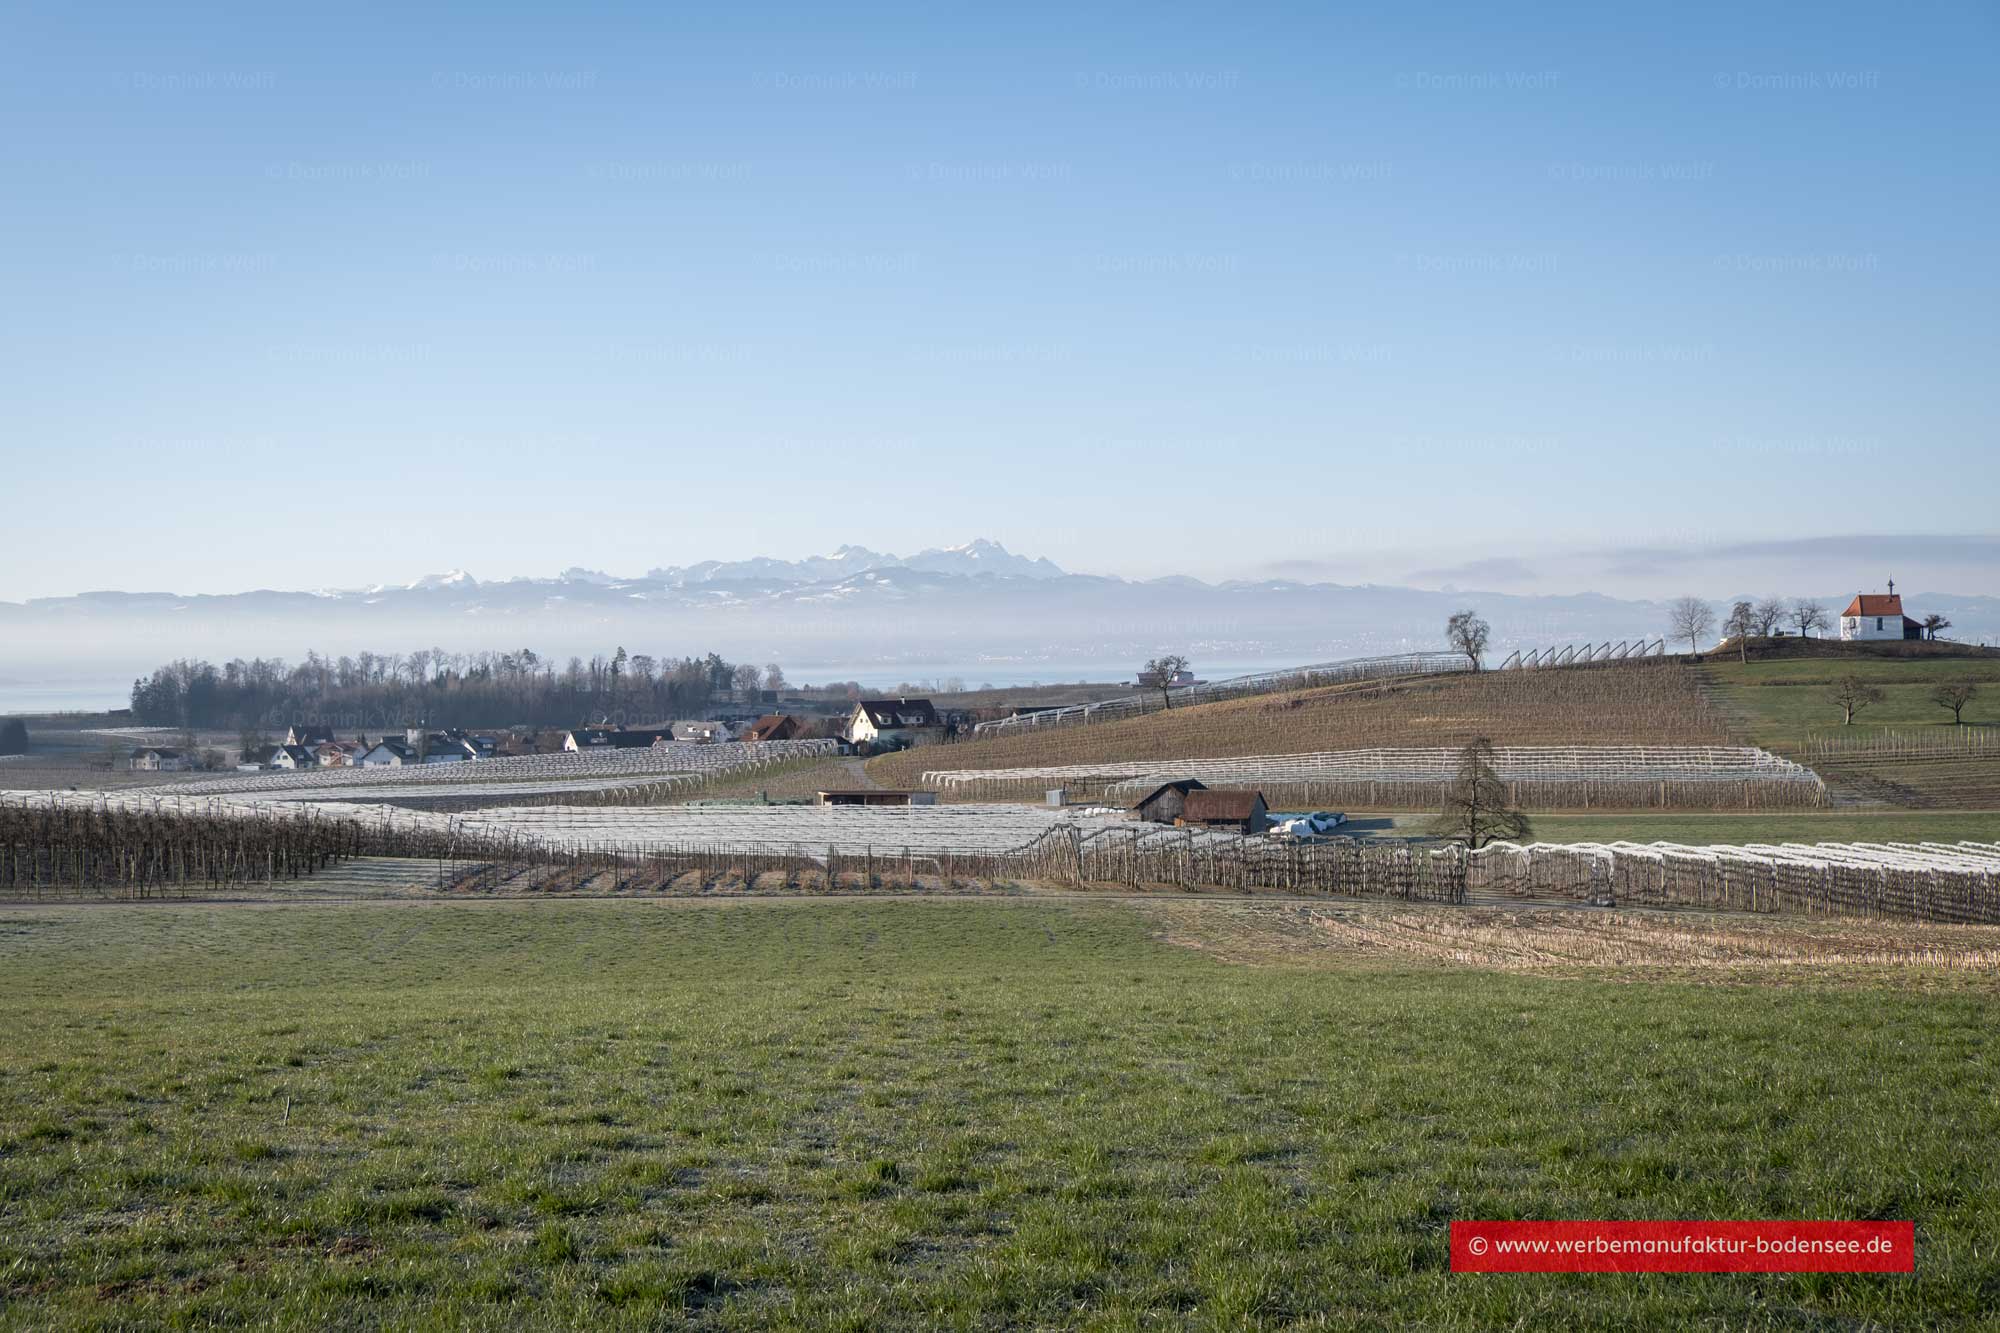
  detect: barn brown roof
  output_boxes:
[1181,789,1266,822]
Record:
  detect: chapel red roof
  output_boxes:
[1842,593,1903,618]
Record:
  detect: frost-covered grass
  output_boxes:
[2,898,1995,1327]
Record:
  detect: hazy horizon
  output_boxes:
[5,531,1997,606]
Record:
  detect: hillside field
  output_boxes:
[2,896,1997,1327]
[1701,654,2000,746]
[869,664,1730,790]
[1701,651,2000,808]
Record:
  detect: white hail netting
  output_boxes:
[9,788,1995,894]
[116,740,843,798]
[1472,839,2000,883]
[1,790,1104,858]
[921,745,1822,792]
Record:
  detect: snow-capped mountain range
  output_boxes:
[5,538,1997,684]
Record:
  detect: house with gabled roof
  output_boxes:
[359,738,419,767]
[847,698,944,750]
[744,714,802,743]
[1839,581,1923,642]
[129,747,189,773]
[268,744,315,770]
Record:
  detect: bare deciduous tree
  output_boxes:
[1139,654,1191,709]
[1931,681,1978,724]
[1922,613,1953,642]
[1427,737,1532,849]
[1792,598,1828,639]
[1829,674,1885,725]
[1668,597,1715,656]
[764,663,787,692]
[1723,600,1756,663]
[1446,610,1490,670]
[1752,597,1788,636]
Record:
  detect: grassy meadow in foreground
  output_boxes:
[2,898,1996,1327]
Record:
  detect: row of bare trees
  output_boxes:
[129,647,798,733]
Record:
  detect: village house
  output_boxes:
[847,698,945,750]
[1840,581,1925,642]
[743,713,803,742]
[284,725,335,747]
[314,740,367,767]
[267,744,315,770]
[671,719,733,744]
[128,747,190,773]
[1130,779,1208,824]
[359,738,419,767]
[1177,789,1271,834]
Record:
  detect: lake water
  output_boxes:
[0,679,136,716]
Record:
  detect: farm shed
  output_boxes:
[815,790,939,807]
[744,714,803,742]
[848,698,944,749]
[1177,789,1270,834]
[1130,779,1209,825]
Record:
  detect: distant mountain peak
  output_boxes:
[646,540,1065,586]
[407,569,476,591]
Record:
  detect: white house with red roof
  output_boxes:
[1839,581,1923,641]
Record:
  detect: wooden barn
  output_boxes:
[1178,789,1270,834]
[1130,779,1208,824]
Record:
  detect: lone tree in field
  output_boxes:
[1931,681,1978,724]
[1753,597,1789,637]
[1723,600,1756,662]
[0,718,27,756]
[1668,596,1715,656]
[1792,598,1829,639]
[1428,737,1531,849]
[1922,613,1953,642]
[1829,674,1885,725]
[1445,610,1490,670]
[1139,654,1191,709]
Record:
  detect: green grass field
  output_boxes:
[1347,809,2000,845]
[1702,656,2000,748]
[3,898,1996,1327]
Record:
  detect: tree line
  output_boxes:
[127,648,847,732]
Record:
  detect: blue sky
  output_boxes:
[2,0,1995,600]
